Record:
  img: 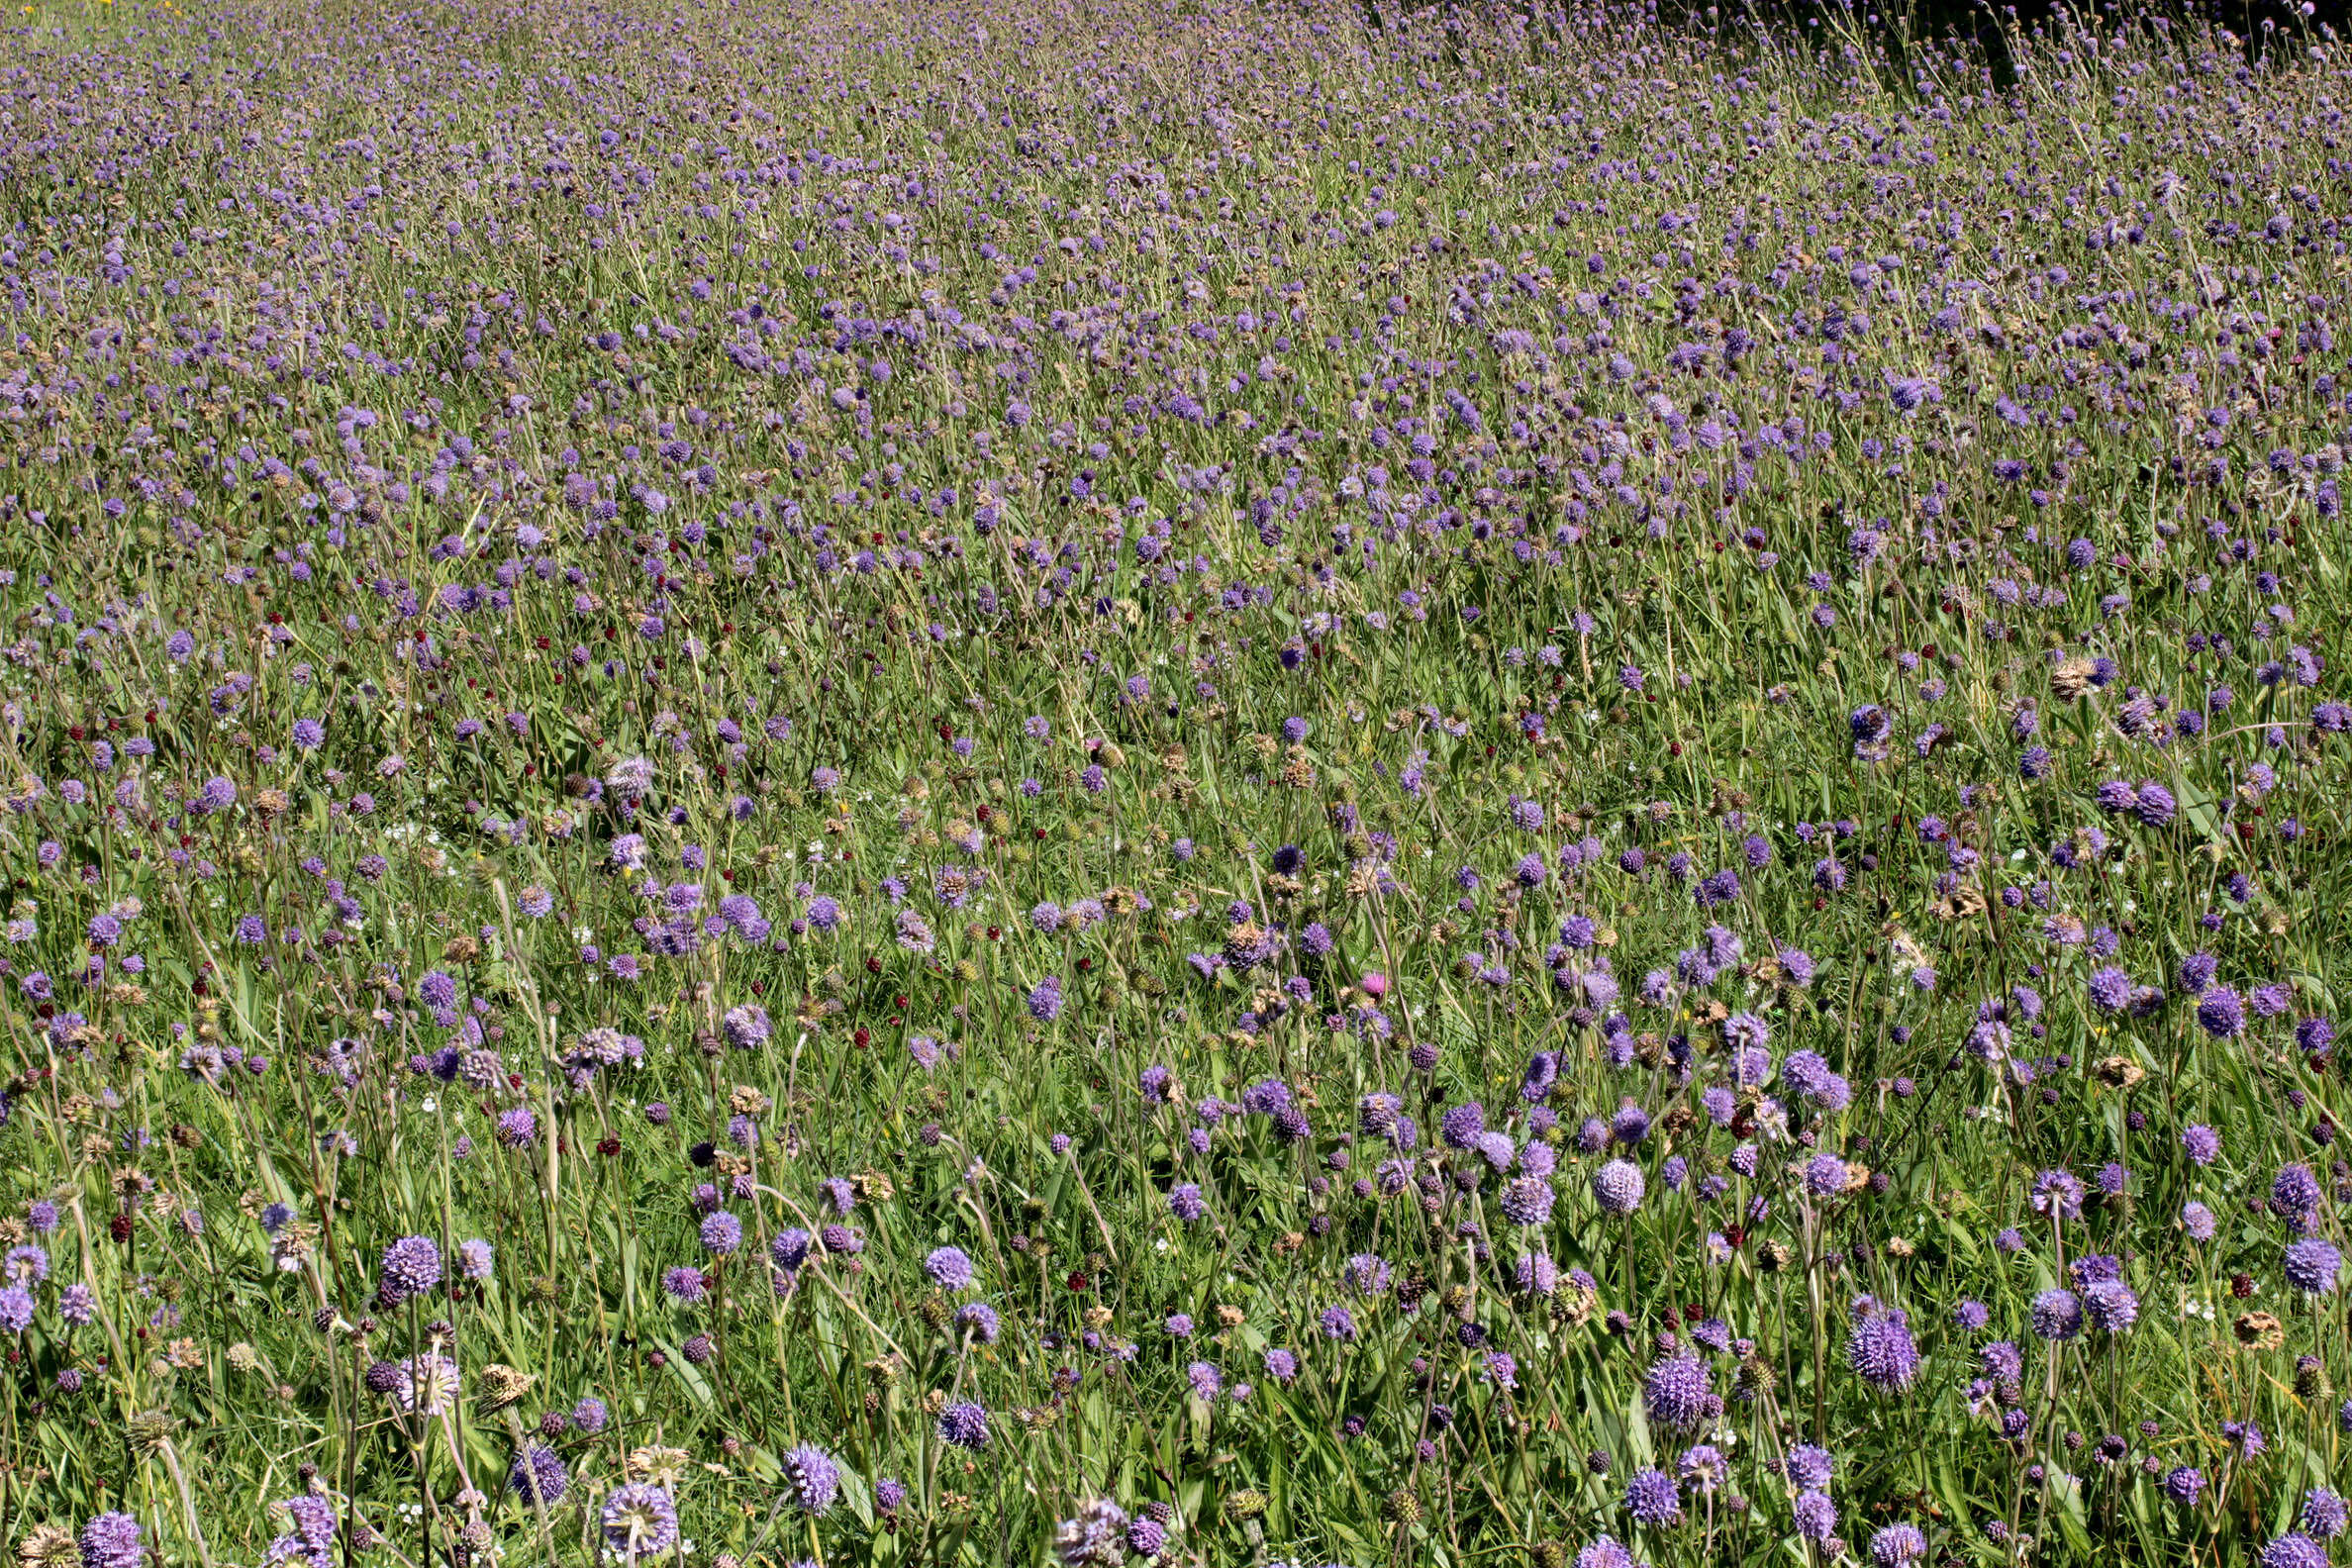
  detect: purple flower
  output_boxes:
[2029,1288,2083,1341]
[1871,1523,1928,1566]
[925,1245,975,1291]
[2262,1534,2329,1568]
[2287,1238,2343,1295]
[1644,1356,1715,1431]
[2083,1279,2139,1331]
[783,1444,841,1512]
[1593,1159,1645,1216]
[1848,1306,1920,1390]
[379,1235,442,1305]
[1623,1468,1682,1526]
[1794,1490,1838,1543]
[79,1513,144,1568]
[509,1444,568,1506]
[2197,986,2247,1038]
[700,1212,743,1255]
[936,1401,991,1450]
[602,1484,680,1555]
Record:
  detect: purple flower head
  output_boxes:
[925,1245,976,1292]
[1623,1468,1682,1527]
[1593,1159,1645,1216]
[379,1235,442,1305]
[936,1401,991,1450]
[2287,1238,2343,1295]
[79,1513,145,1568]
[509,1444,568,1506]
[783,1444,841,1512]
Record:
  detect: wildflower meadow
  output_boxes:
[0,0,2347,1563]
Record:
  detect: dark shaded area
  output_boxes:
[1380,0,2352,83]
[1724,0,2346,80]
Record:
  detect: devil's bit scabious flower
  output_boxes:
[782,1445,840,1513]
[378,1235,441,1305]
[601,1485,679,1555]
[79,1514,144,1568]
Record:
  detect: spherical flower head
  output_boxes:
[1575,1537,1641,1568]
[572,1397,609,1434]
[1027,976,1064,1022]
[770,1228,812,1270]
[1264,1348,1300,1382]
[722,1004,770,1050]
[782,1444,840,1512]
[2029,1288,2083,1341]
[2182,1124,2221,1165]
[1793,1490,1837,1542]
[1593,1159,1646,1216]
[1439,1101,1487,1150]
[2304,1489,2350,1541]
[1623,1467,1682,1527]
[955,1303,1001,1344]
[379,1234,442,1305]
[2183,1202,2218,1241]
[1848,1308,1920,1390]
[2262,1533,2330,1568]
[1167,1183,1205,1222]
[457,1239,494,1282]
[0,1286,32,1335]
[1320,1305,1358,1342]
[2030,1168,2086,1222]
[1679,1443,1727,1493]
[2197,986,2248,1038]
[1051,1498,1129,1567]
[2164,1466,2206,1505]
[1870,1523,1928,1566]
[1644,1356,1715,1431]
[925,1245,975,1292]
[2083,1280,2139,1332]
[699,1212,743,1256]
[937,1401,990,1450]
[509,1444,568,1506]
[601,1484,680,1556]
[2287,1238,2343,1295]
[1787,1444,1835,1490]
[1499,1174,1556,1226]
[79,1514,145,1568]
[2087,966,2132,1014]
[2276,1163,2324,1218]
[1126,1515,1167,1560]
[1805,1154,1849,1198]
